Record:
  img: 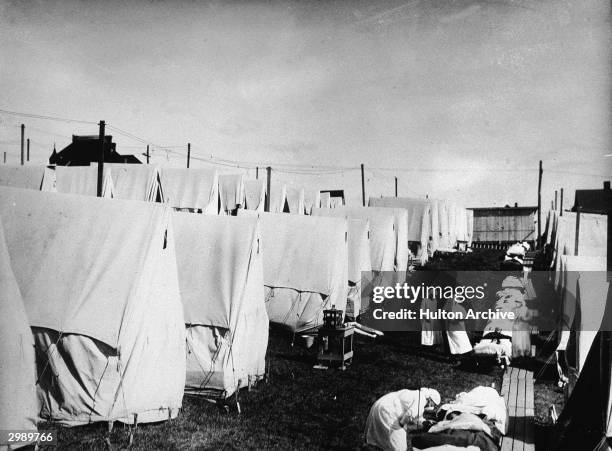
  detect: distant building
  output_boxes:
[469,203,538,247]
[572,181,612,214]
[49,135,141,166]
[320,189,345,207]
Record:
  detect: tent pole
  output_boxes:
[20,124,24,165]
[395,176,398,197]
[256,166,259,180]
[554,190,558,210]
[361,163,365,206]
[26,138,30,162]
[560,188,564,216]
[265,166,271,212]
[187,143,191,168]
[537,160,542,248]
[146,145,150,164]
[97,120,105,197]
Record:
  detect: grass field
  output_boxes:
[42,330,564,450]
[44,330,500,450]
[42,249,565,450]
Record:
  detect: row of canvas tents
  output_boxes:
[0,186,269,443]
[542,209,609,380]
[0,184,355,443]
[540,205,611,449]
[0,165,473,255]
[0,165,474,447]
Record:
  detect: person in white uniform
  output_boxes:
[365,388,441,451]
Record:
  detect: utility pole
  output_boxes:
[574,205,581,256]
[265,167,272,212]
[26,138,30,162]
[560,188,564,216]
[256,167,259,180]
[97,120,105,197]
[187,143,191,168]
[554,190,558,210]
[146,145,150,164]
[361,164,366,207]
[20,124,24,165]
[395,176,398,197]
[537,160,542,248]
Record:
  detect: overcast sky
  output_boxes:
[1,0,610,207]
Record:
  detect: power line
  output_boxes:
[2,108,610,179]
[0,108,97,125]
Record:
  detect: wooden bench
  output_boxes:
[500,367,535,451]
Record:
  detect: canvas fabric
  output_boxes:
[238,211,348,331]
[313,206,402,272]
[218,174,245,213]
[161,167,218,213]
[244,179,266,211]
[0,165,46,191]
[106,163,162,201]
[0,220,38,448]
[0,187,185,425]
[53,165,113,197]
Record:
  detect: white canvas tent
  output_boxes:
[160,167,218,213]
[106,163,163,202]
[172,212,268,397]
[269,183,287,213]
[285,187,305,215]
[0,187,185,425]
[313,206,406,272]
[346,218,372,317]
[0,220,38,449]
[437,200,451,250]
[320,192,331,208]
[368,197,432,264]
[244,179,266,211]
[554,212,607,288]
[239,211,348,332]
[556,256,608,375]
[448,202,458,246]
[466,209,474,246]
[550,285,612,451]
[218,174,245,213]
[0,164,47,191]
[303,189,321,215]
[429,200,441,253]
[50,165,114,197]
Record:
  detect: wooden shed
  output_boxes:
[469,204,538,248]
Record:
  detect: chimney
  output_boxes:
[604,181,610,190]
[514,202,518,207]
